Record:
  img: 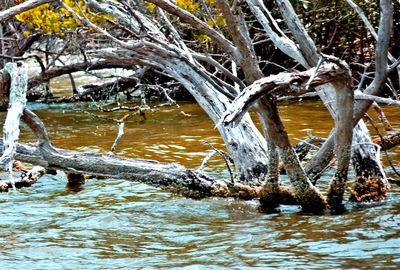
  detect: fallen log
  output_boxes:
[1,108,263,199]
[0,139,266,199]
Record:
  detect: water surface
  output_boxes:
[0,101,399,269]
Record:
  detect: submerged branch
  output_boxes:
[0,139,264,199]
[0,166,46,192]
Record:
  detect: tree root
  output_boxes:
[295,186,329,213]
[349,176,388,202]
[259,182,298,209]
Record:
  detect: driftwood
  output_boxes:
[84,0,330,212]
[0,108,264,199]
[221,60,353,210]
[0,139,263,199]
[0,166,46,192]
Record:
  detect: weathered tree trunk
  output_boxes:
[84,0,271,184]
[216,0,327,211]
[326,80,354,209]
[158,57,270,184]
[0,62,27,170]
[274,0,390,204]
[221,61,356,210]
[83,0,331,211]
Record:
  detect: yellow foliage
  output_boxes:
[176,0,200,13]
[15,0,113,36]
[146,2,157,12]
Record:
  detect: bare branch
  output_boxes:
[0,0,55,22]
[246,0,309,67]
[220,63,351,127]
[355,92,400,106]
[274,0,319,66]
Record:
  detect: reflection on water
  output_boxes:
[0,101,399,269]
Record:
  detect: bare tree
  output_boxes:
[0,0,398,212]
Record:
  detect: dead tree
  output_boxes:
[0,0,397,212]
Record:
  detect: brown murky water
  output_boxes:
[0,100,399,269]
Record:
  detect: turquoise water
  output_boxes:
[0,101,399,269]
[1,175,399,269]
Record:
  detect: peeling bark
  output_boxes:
[0,68,10,111]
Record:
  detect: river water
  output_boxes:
[0,101,399,269]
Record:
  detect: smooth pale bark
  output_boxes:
[246,0,308,67]
[0,62,27,169]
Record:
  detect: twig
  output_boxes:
[110,114,132,154]
[355,92,400,107]
[305,57,323,91]
[364,115,400,177]
[197,150,218,172]
[203,141,235,183]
